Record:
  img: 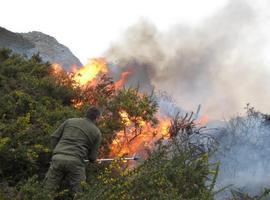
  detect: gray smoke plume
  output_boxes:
[105,0,270,119]
[213,109,270,198]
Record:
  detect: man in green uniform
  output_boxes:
[44,106,102,196]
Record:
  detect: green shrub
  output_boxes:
[17,176,53,200]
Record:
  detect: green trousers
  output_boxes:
[44,154,86,195]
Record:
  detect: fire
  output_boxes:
[114,71,132,89]
[71,99,83,108]
[50,59,211,162]
[50,59,213,165]
[194,115,209,126]
[110,112,209,159]
[160,118,171,138]
[110,112,171,158]
[119,110,132,126]
[51,58,132,89]
[72,58,108,86]
[51,63,63,75]
[51,60,210,161]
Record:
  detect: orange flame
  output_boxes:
[72,58,108,86]
[119,110,132,126]
[194,115,209,126]
[51,58,132,89]
[51,63,63,75]
[115,71,132,89]
[110,113,171,158]
[71,99,84,108]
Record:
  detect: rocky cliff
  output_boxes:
[0,27,82,69]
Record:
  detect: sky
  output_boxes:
[0,0,230,64]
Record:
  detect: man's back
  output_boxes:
[52,117,101,161]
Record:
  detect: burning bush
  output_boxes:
[82,113,219,200]
[51,57,160,158]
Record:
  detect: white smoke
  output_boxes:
[213,110,270,198]
[105,0,270,119]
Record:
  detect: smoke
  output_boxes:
[213,111,270,198]
[103,0,270,196]
[105,0,270,119]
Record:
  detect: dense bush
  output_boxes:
[0,48,81,185]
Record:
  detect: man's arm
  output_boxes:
[50,120,67,149]
[88,131,102,162]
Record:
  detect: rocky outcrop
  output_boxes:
[0,27,82,69]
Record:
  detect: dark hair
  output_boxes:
[86,106,101,121]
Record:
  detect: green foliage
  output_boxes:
[17,176,53,200]
[0,48,81,185]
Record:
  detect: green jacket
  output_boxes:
[51,118,102,162]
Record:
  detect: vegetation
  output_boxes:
[82,113,219,200]
[1,48,268,199]
[0,48,80,186]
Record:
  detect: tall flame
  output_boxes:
[51,58,132,89]
[114,71,132,89]
[72,58,108,86]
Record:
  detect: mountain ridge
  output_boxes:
[0,27,82,69]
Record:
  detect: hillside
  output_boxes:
[0,27,81,69]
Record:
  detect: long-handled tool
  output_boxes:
[84,154,140,163]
